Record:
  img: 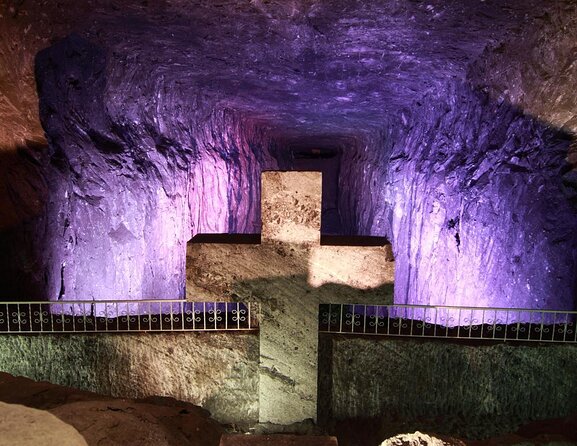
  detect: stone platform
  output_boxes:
[219,434,338,446]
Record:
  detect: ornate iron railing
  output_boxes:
[0,300,258,333]
[319,303,577,343]
[2,300,575,342]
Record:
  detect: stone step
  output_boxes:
[219,434,338,446]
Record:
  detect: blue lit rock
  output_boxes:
[31,35,278,302]
[380,85,577,313]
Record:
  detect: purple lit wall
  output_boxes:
[342,83,577,312]
[34,35,277,302]
[3,1,576,316]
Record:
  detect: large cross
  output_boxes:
[187,171,394,426]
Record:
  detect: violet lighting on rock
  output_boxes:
[1,1,577,440]
[0,1,575,318]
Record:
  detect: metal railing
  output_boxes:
[2,299,575,342]
[319,303,577,343]
[0,300,259,333]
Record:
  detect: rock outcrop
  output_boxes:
[0,1,576,312]
[0,401,88,446]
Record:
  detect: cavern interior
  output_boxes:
[1,0,577,445]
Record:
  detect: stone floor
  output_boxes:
[0,372,575,446]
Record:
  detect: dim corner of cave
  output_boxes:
[1,1,577,445]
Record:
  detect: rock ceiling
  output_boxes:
[0,0,558,145]
[86,0,548,137]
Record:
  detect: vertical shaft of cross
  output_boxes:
[258,171,322,425]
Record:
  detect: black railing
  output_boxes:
[319,303,577,343]
[0,300,259,333]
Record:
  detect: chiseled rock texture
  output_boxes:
[0,333,259,424]
[31,32,279,302]
[361,84,577,311]
[320,336,577,439]
[0,1,575,311]
[379,432,463,446]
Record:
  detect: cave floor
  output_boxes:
[0,372,575,446]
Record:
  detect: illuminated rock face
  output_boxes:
[0,1,575,314]
[33,35,278,302]
[344,85,577,313]
[33,34,577,311]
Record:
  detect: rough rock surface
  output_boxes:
[0,372,224,446]
[50,400,223,446]
[32,36,279,300]
[0,333,259,424]
[320,336,577,440]
[0,401,88,446]
[0,1,576,312]
[369,84,576,311]
[379,431,464,446]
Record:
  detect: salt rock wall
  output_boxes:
[336,135,382,237]
[320,336,577,439]
[390,6,577,311]
[0,3,66,232]
[0,332,259,424]
[468,2,577,232]
[342,80,577,311]
[392,84,576,311]
[333,6,577,312]
[469,3,577,140]
[31,34,277,302]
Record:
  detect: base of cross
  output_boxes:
[219,434,338,446]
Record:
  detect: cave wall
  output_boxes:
[319,335,577,439]
[2,330,575,434]
[2,2,576,312]
[380,7,577,311]
[469,3,577,139]
[330,6,577,312]
[0,1,575,434]
[343,88,577,312]
[0,3,74,299]
[388,84,576,311]
[0,332,259,424]
[29,34,278,303]
[337,131,395,238]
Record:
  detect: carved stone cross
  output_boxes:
[187,171,394,426]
